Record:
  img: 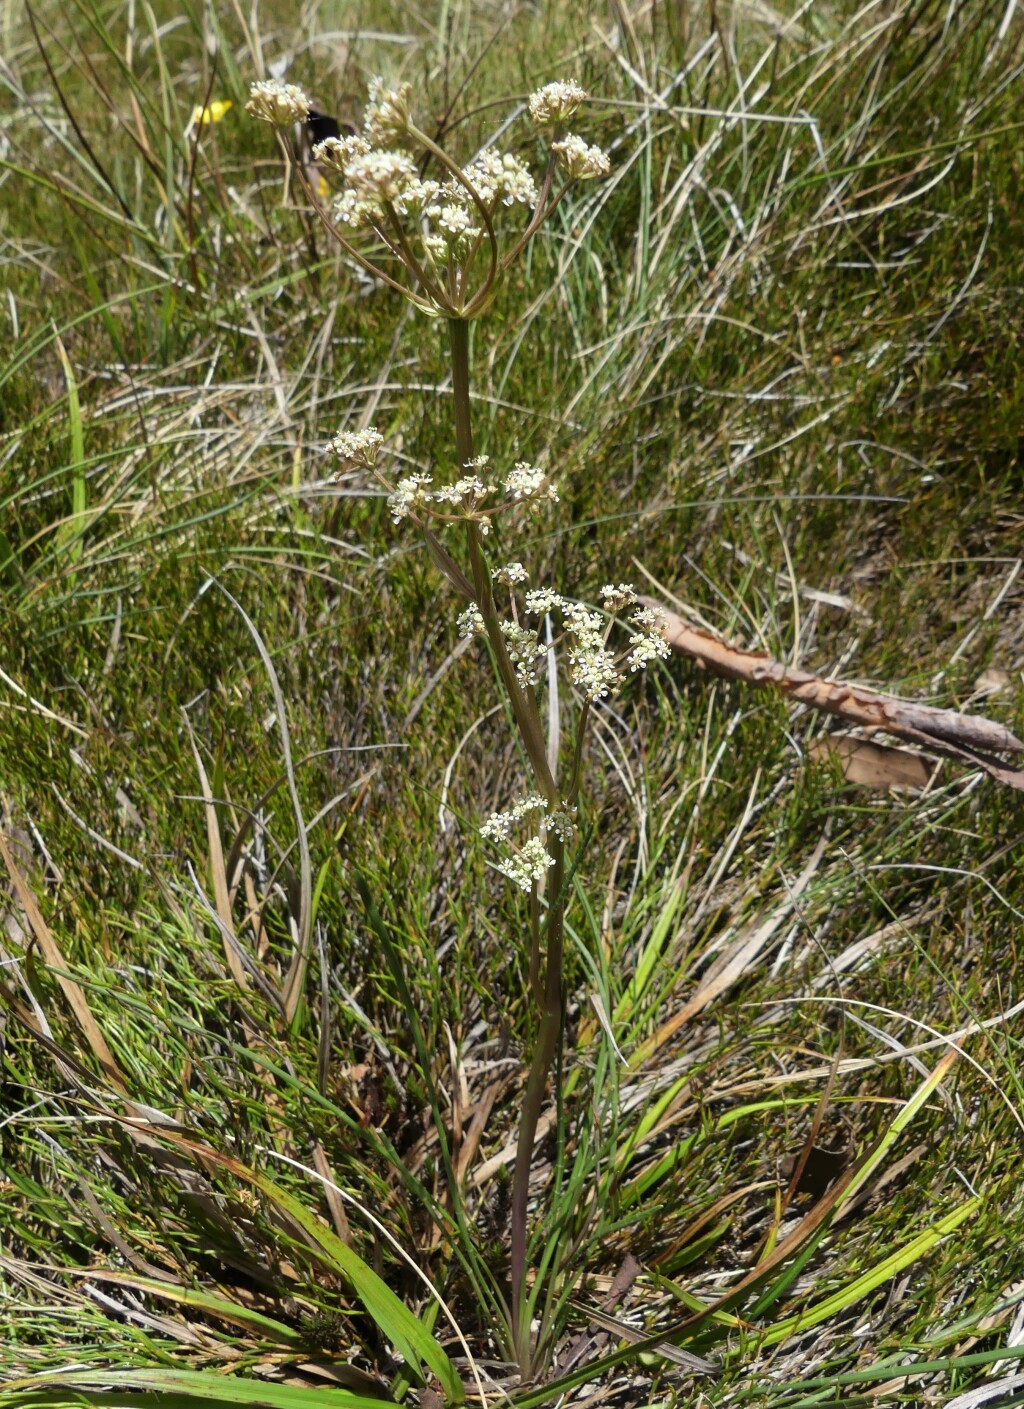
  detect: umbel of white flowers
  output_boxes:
[347,437,671,884]
[248,76,669,891]
[247,76,610,319]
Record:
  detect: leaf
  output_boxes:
[53,335,87,564]
[0,1367,391,1409]
[0,825,125,1091]
[809,734,936,791]
[133,1130,463,1405]
[66,1270,306,1344]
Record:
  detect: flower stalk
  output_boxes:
[249,72,664,1380]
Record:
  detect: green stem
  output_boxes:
[444,315,567,1378]
[510,836,566,1375]
[447,315,476,466]
[447,319,558,802]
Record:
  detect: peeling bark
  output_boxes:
[651,602,1024,792]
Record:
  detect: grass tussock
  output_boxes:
[2,0,1024,1405]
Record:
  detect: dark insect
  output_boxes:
[306,108,341,145]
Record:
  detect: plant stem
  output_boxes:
[445,314,567,1377]
[447,316,476,467]
[447,318,558,802]
[510,835,566,1375]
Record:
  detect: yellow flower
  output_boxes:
[186,99,232,136]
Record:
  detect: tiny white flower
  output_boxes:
[436,203,480,240]
[329,427,384,467]
[458,605,486,640]
[493,562,528,585]
[528,80,587,126]
[423,233,450,264]
[463,151,538,209]
[552,134,610,180]
[564,601,605,643]
[364,77,413,144]
[625,605,670,671]
[514,793,548,818]
[501,621,546,686]
[546,808,577,842]
[246,80,311,126]
[334,187,384,228]
[627,632,671,671]
[569,645,619,699]
[480,810,512,842]
[312,134,371,173]
[601,583,637,612]
[346,149,422,208]
[432,475,487,508]
[388,474,432,522]
[525,588,567,615]
[504,462,557,502]
[498,837,556,892]
[480,793,547,842]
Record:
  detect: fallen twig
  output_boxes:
[650,602,1024,792]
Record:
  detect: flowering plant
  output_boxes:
[249,73,666,1376]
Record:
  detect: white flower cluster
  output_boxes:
[552,135,610,181]
[480,793,548,840]
[305,76,542,270]
[504,463,558,502]
[332,148,436,229]
[626,605,671,671]
[524,588,565,615]
[458,604,485,639]
[364,77,413,145]
[388,474,433,522]
[455,581,669,698]
[311,134,366,173]
[501,621,547,686]
[380,456,556,528]
[514,587,670,699]
[600,583,638,612]
[432,475,488,508]
[246,79,311,126]
[382,464,479,526]
[329,427,385,467]
[627,629,671,670]
[414,155,535,265]
[499,838,556,892]
[527,82,609,181]
[270,75,607,311]
[528,81,587,126]
[463,151,538,209]
[481,793,577,893]
[563,601,619,700]
[493,561,528,585]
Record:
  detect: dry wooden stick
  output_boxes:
[650,602,1024,791]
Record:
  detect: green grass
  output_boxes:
[2,0,1024,1404]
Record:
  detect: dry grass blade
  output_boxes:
[211,581,312,1025]
[611,1048,963,1357]
[0,825,125,1091]
[184,717,250,993]
[639,833,828,1060]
